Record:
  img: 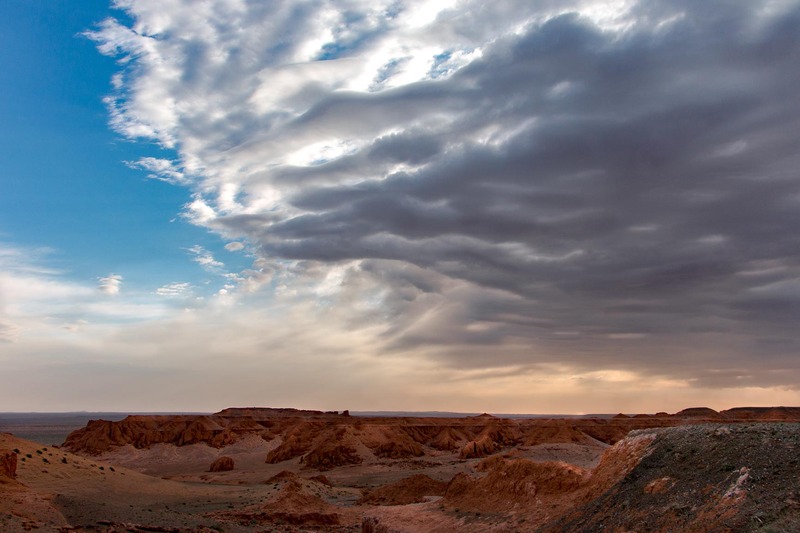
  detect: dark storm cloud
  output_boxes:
[262,5,793,363]
[100,0,800,388]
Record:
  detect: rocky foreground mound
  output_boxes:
[540,423,800,532]
[364,423,800,532]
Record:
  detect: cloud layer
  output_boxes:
[77,0,800,402]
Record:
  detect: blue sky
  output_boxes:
[2,0,800,413]
[1,1,239,293]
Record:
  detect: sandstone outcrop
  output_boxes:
[213,478,357,528]
[209,456,234,472]
[444,458,588,512]
[1,449,17,479]
[63,414,265,454]
[721,406,800,420]
[459,435,495,459]
[62,406,800,479]
[265,420,326,464]
[300,441,361,470]
[216,407,335,418]
[360,474,447,505]
[674,406,725,419]
[359,426,426,459]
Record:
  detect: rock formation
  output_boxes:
[674,406,725,419]
[444,458,588,512]
[0,449,17,479]
[300,441,361,470]
[541,424,800,532]
[63,414,266,454]
[360,474,448,505]
[209,456,234,472]
[722,406,800,420]
[61,406,800,481]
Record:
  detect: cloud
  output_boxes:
[187,245,224,273]
[155,282,192,297]
[97,274,123,295]
[125,157,187,185]
[0,320,20,343]
[224,242,244,252]
[63,319,90,333]
[0,244,175,349]
[83,0,800,394]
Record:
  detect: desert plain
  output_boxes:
[2,406,800,532]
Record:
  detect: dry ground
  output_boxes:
[2,411,799,532]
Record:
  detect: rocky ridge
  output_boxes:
[62,406,800,471]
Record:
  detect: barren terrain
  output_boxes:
[1,406,799,532]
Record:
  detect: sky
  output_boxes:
[1,0,800,414]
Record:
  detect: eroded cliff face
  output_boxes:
[61,410,659,458]
[0,449,17,479]
[62,415,267,454]
[62,406,800,471]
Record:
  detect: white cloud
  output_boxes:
[126,157,188,185]
[224,242,244,252]
[0,244,177,347]
[184,197,217,225]
[156,282,192,297]
[97,274,123,295]
[187,245,224,273]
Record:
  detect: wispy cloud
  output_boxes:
[156,282,192,297]
[0,243,178,354]
[125,157,188,185]
[187,245,224,273]
[0,320,20,343]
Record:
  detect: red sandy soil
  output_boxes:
[1,406,798,532]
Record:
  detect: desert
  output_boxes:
[2,406,799,532]
[6,2,800,531]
